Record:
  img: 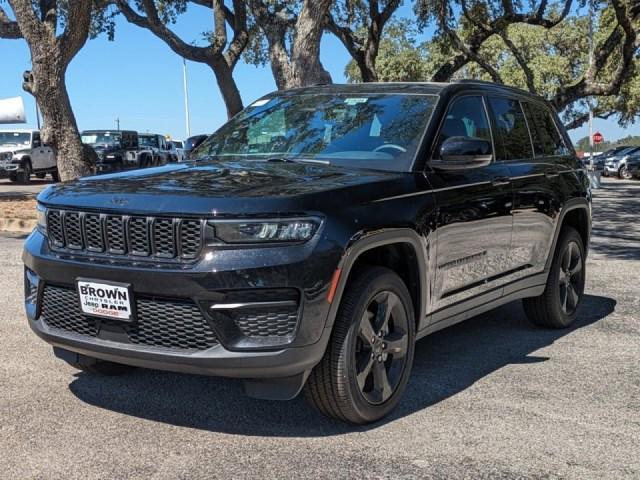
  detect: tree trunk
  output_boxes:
[287,0,333,88]
[210,58,244,117]
[26,43,91,180]
[9,0,93,181]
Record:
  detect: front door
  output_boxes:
[425,95,514,313]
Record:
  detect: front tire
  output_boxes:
[619,165,632,180]
[304,266,416,424]
[16,162,31,184]
[523,226,586,328]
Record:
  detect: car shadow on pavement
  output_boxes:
[68,294,615,436]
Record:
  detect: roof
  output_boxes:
[82,130,137,134]
[269,80,544,102]
[0,129,37,134]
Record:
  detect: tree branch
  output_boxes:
[498,30,536,93]
[431,0,574,81]
[0,6,21,38]
[115,0,213,63]
[59,0,93,65]
[553,0,638,110]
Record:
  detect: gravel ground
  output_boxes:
[0,177,638,479]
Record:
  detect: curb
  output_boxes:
[0,217,36,234]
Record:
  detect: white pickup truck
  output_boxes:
[0,129,58,183]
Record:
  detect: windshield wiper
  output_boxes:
[265,157,330,165]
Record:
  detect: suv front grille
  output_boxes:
[46,209,204,261]
[41,285,219,352]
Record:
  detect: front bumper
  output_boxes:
[23,229,340,380]
[604,164,620,175]
[0,161,20,176]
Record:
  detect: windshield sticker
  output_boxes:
[344,97,369,105]
[250,99,271,107]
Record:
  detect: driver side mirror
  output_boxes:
[433,136,493,170]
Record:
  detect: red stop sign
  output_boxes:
[593,132,603,144]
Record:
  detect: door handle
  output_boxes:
[491,176,511,187]
[545,172,560,178]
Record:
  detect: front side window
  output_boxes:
[193,93,438,172]
[523,102,569,157]
[488,97,533,161]
[433,96,492,159]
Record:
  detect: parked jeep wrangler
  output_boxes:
[24,82,591,424]
[81,130,153,173]
[138,133,176,165]
[0,129,58,183]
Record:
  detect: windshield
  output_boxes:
[139,135,159,148]
[82,132,122,146]
[170,141,183,149]
[0,132,30,146]
[193,93,437,172]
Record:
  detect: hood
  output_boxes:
[0,145,27,154]
[38,160,411,216]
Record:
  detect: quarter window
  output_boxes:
[523,102,569,157]
[488,97,533,161]
[434,96,492,159]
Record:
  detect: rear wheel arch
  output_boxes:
[327,230,428,333]
[545,200,591,271]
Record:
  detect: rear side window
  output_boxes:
[523,102,569,157]
[487,97,532,161]
[434,96,492,159]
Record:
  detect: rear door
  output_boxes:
[425,94,514,312]
[489,97,569,287]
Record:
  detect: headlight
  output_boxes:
[36,204,47,234]
[212,219,320,243]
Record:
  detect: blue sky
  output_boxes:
[0,2,635,144]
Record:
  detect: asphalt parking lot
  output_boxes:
[0,177,52,199]
[0,177,638,479]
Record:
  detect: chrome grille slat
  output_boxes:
[46,209,204,261]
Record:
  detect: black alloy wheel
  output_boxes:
[304,266,416,424]
[558,240,584,316]
[355,291,410,405]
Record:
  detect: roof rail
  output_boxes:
[451,79,539,96]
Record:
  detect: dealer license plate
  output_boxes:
[76,279,135,322]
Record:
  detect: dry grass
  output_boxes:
[0,198,38,220]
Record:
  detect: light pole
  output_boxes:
[587,0,594,169]
[182,57,192,139]
[115,117,120,131]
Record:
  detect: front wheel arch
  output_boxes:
[326,230,428,333]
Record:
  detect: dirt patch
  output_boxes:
[0,198,37,220]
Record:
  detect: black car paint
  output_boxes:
[23,82,591,399]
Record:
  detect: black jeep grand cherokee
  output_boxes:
[24,81,591,424]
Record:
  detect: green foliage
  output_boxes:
[347,3,640,128]
[345,19,428,82]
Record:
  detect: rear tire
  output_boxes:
[304,266,416,424]
[523,226,585,328]
[51,169,60,182]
